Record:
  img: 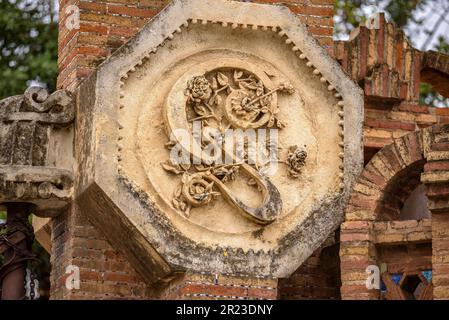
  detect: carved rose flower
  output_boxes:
[287,145,307,178]
[231,91,261,116]
[186,76,212,102]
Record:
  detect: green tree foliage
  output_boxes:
[0,0,58,99]
[334,0,429,38]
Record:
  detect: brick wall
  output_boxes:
[421,124,449,299]
[158,273,278,300]
[57,0,334,90]
[279,235,341,300]
[52,0,337,300]
[340,221,378,299]
[58,0,170,90]
[340,122,449,299]
[50,204,155,299]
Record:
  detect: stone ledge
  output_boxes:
[374,219,431,245]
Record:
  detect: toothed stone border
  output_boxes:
[81,0,364,282]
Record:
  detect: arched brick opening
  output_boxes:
[341,129,433,300]
[345,130,425,222]
[376,160,426,221]
[421,51,449,99]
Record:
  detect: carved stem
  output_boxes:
[247,87,281,107]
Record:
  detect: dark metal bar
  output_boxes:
[0,203,34,300]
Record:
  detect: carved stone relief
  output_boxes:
[76,0,364,282]
[161,66,296,224]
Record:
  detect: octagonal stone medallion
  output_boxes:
[76,0,363,283]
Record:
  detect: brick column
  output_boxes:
[57,0,334,91]
[50,204,155,299]
[159,273,278,300]
[422,126,449,299]
[340,221,379,300]
[430,213,449,299]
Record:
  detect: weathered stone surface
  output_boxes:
[76,0,363,283]
[0,87,75,217]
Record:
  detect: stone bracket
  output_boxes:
[0,87,75,217]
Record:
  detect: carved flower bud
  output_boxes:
[287,145,307,177]
[279,83,295,94]
[186,76,212,102]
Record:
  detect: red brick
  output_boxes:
[340,233,370,242]
[427,183,449,197]
[342,221,371,230]
[79,1,107,13]
[107,5,158,18]
[349,194,378,210]
[425,161,449,172]
[431,142,449,151]
[398,103,429,114]
[307,26,333,36]
[365,118,416,131]
[361,167,387,188]
[436,108,449,116]
[288,5,334,16]
[79,23,109,35]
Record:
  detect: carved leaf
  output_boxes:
[213,95,222,106]
[247,178,257,186]
[211,77,218,90]
[172,198,180,209]
[161,161,183,174]
[181,173,190,184]
[180,163,191,171]
[246,83,259,90]
[217,72,229,86]
[194,104,207,116]
[276,118,285,128]
[165,141,176,150]
[174,185,182,198]
[234,70,243,80]
[180,201,187,211]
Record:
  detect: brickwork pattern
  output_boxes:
[377,243,432,275]
[340,125,449,300]
[374,219,431,245]
[57,0,335,90]
[340,129,427,300]
[339,221,378,299]
[50,204,155,299]
[158,273,278,300]
[421,50,449,98]
[334,13,421,103]
[278,237,341,300]
[421,124,449,299]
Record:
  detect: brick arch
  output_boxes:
[421,51,449,98]
[345,130,425,222]
[340,129,429,300]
